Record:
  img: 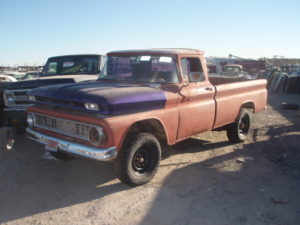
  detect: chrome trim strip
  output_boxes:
[26,128,117,161]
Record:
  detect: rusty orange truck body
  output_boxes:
[26,49,267,186]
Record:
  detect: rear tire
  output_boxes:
[226,109,252,143]
[113,132,161,186]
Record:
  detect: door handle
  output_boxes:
[205,87,213,91]
[186,96,195,101]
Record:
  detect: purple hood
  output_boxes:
[29,81,167,115]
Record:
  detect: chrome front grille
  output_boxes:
[33,113,91,140]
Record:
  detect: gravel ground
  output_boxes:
[0,93,300,225]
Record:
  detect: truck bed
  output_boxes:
[208,73,254,85]
[212,79,267,129]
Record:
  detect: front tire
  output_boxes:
[226,109,252,143]
[114,132,161,186]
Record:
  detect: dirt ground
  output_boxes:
[0,93,300,225]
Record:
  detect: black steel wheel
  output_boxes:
[113,132,161,186]
[132,147,152,173]
[226,109,252,143]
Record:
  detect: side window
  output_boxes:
[181,57,205,82]
[181,58,189,82]
[47,62,58,73]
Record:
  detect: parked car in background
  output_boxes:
[0,75,17,126]
[218,64,254,81]
[0,74,17,83]
[3,54,105,132]
[3,72,26,80]
[221,64,253,78]
[290,71,300,76]
[22,71,40,80]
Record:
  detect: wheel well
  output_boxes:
[125,119,167,144]
[241,102,255,112]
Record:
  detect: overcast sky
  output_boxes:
[1,0,299,66]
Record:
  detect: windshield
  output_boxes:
[99,55,179,83]
[224,66,241,72]
[23,72,39,80]
[41,55,99,76]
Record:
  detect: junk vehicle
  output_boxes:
[221,64,253,79]
[26,49,267,186]
[22,71,40,80]
[0,75,17,126]
[3,54,105,131]
[0,74,17,83]
[3,72,26,80]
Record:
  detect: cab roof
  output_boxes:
[48,54,102,59]
[108,48,204,56]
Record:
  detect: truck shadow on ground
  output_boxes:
[2,125,299,224]
[138,95,300,225]
[161,138,232,160]
[139,128,300,225]
[0,135,131,223]
[1,94,299,223]
[0,134,234,223]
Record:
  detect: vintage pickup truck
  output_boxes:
[221,64,252,79]
[3,54,105,131]
[26,49,267,186]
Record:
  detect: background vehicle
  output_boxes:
[3,72,26,80]
[220,64,253,79]
[22,71,40,80]
[26,49,267,186]
[3,54,105,132]
[0,74,17,83]
[0,75,17,126]
[290,71,300,76]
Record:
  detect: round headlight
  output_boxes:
[84,103,99,111]
[29,95,36,101]
[27,114,34,127]
[7,94,15,104]
[88,127,105,145]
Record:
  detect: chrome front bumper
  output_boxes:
[26,128,117,161]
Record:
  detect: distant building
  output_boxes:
[0,65,43,73]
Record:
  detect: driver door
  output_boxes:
[177,56,215,140]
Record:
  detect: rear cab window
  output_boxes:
[181,57,205,82]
